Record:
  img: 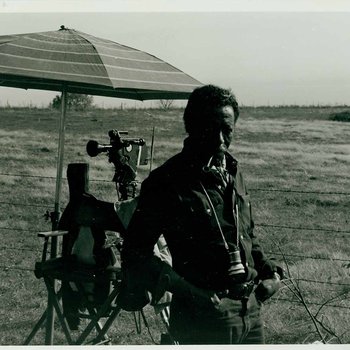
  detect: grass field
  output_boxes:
[0,105,349,345]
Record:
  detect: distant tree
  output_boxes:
[158,99,174,110]
[50,93,94,111]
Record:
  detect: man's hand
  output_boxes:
[255,272,282,303]
[188,283,221,307]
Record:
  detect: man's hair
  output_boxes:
[183,84,239,135]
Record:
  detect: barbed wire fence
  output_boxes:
[0,171,349,312]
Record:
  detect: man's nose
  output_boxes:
[212,131,226,149]
[218,131,225,145]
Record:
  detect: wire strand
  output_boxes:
[0,265,34,272]
[1,172,349,195]
[256,223,350,234]
[0,201,51,208]
[0,246,38,252]
[0,227,42,233]
[0,173,56,179]
[271,298,350,310]
[267,252,350,262]
[0,172,117,184]
[294,278,350,287]
[250,187,350,196]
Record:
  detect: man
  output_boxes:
[119,84,283,344]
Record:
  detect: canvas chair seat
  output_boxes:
[35,255,122,284]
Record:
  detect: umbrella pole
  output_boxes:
[45,88,67,344]
[53,89,67,231]
[149,126,155,173]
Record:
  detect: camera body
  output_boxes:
[86,130,147,200]
[108,129,145,150]
[86,129,145,158]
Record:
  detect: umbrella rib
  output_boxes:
[8,43,164,63]
[0,52,186,75]
[20,35,135,53]
[0,66,199,87]
[36,32,135,52]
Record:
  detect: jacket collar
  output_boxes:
[181,137,238,176]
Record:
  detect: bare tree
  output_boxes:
[279,247,348,344]
[158,99,174,110]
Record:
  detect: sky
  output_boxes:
[0,1,350,107]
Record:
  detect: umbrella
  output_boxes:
[0,25,202,343]
[0,25,201,99]
[0,24,202,226]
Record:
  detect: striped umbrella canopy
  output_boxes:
[0,25,202,100]
[0,25,202,239]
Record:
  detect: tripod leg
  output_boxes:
[160,307,170,330]
[75,287,120,344]
[45,292,56,344]
[84,303,110,343]
[93,305,122,344]
[23,309,47,344]
[45,278,74,344]
[159,307,179,345]
[74,281,111,344]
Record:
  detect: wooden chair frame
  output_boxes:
[24,230,122,345]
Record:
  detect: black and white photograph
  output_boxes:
[0,0,349,346]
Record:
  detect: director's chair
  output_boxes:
[24,163,126,345]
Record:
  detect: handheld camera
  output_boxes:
[86,130,147,200]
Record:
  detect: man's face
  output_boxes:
[195,105,235,160]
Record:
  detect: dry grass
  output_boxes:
[0,106,349,344]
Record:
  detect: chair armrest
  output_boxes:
[38,230,69,238]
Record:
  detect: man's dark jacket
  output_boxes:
[121,139,282,303]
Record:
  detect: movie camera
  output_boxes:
[86,130,147,200]
[86,130,145,157]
